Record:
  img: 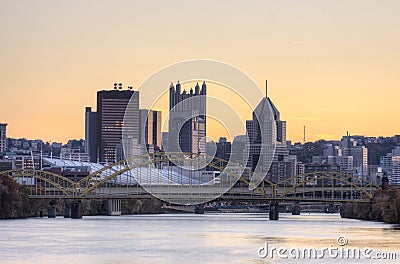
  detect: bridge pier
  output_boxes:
[292,201,300,215]
[48,207,56,218]
[107,199,122,216]
[71,201,83,219]
[63,208,71,218]
[269,201,279,220]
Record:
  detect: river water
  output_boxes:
[0,213,399,264]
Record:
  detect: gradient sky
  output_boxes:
[0,0,399,144]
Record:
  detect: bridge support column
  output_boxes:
[71,201,83,219]
[107,199,122,216]
[48,208,56,218]
[292,201,300,215]
[48,200,57,218]
[64,208,71,218]
[269,201,279,220]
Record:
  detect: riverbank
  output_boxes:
[0,174,162,219]
[341,187,400,224]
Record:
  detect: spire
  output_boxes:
[265,80,268,98]
[176,80,181,94]
[201,81,206,95]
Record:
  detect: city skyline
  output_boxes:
[1,1,400,143]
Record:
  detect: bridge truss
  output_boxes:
[0,153,379,203]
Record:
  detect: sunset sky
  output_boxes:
[0,1,399,144]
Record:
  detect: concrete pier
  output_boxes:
[48,208,56,218]
[269,201,279,220]
[64,208,72,218]
[292,201,300,215]
[71,201,83,219]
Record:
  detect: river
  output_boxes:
[0,213,399,263]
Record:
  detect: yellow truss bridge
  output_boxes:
[0,153,379,203]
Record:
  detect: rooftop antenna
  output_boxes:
[265,80,268,98]
[303,125,306,144]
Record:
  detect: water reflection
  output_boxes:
[0,213,399,264]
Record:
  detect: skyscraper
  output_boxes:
[341,135,368,180]
[96,85,139,163]
[246,81,290,183]
[139,109,162,152]
[85,107,97,162]
[167,81,206,155]
[0,123,7,153]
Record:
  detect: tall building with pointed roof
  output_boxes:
[167,81,206,155]
[245,81,290,183]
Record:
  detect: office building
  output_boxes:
[139,109,162,153]
[85,107,97,162]
[215,137,231,161]
[380,146,400,187]
[245,81,290,183]
[96,84,139,163]
[380,153,393,176]
[391,156,400,187]
[0,123,7,153]
[312,135,368,181]
[168,81,206,155]
[14,155,41,170]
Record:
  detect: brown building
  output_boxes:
[96,86,139,163]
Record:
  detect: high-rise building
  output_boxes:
[0,123,6,153]
[380,153,393,176]
[96,85,139,163]
[380,146,400,187]
[85,107,97,162]
[215,137,231,161]
[245,81,290,183]
[161,132,169,151]
[341,136,368,180]
[313,135,368,181]
[391,156,400,187]
[168,81,206,155]
[139,109,162,152]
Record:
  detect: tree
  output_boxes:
[0,175,24,219]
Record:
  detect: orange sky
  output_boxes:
[0,1,399,144]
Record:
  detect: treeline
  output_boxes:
[341,187,400,224]
[0,174,162,219]
[0,174,31,218]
